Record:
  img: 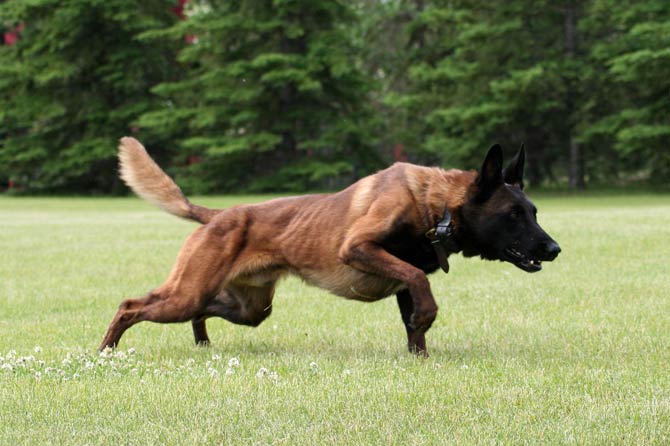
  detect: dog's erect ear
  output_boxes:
[475,144,504,200]
[503,143,525,189]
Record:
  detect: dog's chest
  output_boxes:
[298,266,405,302]
[380,228,440,274]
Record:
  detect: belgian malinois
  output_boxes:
[100,138,560,355]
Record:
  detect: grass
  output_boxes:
[1,193,669,445]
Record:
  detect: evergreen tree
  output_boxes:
[384,0,589,186]
[0,0,180,192]
[581,0,670,184]
[139,0,377,193]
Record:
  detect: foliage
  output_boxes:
[581,0,670,184]
[137,0,378,192]
[0,0,668,192]
[0,0,180,192]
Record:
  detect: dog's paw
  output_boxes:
[409,306,438,332]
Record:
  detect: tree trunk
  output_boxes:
[565,1,586,189]
[569,136,585,189]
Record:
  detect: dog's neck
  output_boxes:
[425,169,476,233]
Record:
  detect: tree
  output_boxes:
[382,0,592,187]
[0,0,180,192]
[138,0,378,193]
[580,0,670,184]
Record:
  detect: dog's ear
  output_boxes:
[475,144,504,201]
[503,143,525,189]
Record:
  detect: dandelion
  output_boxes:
[227,357,240,368]
[256,367,268,378]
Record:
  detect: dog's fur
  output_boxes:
[100,138,560,354]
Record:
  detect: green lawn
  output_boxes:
[1,194,669,445]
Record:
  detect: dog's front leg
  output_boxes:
[340,241,438,355]
[396,289,427,354]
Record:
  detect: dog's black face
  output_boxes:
[459,144,561,273]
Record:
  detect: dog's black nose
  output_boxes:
[543,241,561,260]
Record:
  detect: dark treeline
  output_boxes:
[1,0,668,193]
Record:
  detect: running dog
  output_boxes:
[100,138,560,355]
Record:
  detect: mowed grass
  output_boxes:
[1,193,669,445]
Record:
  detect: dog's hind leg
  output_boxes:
[99,288,206,350]
[192,317,210,346]
[203,282,275,327]
[396,289,427,354]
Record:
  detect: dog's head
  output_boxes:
[458,144,561,272]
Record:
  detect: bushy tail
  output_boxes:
[118,137,218,224]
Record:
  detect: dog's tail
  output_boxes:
[118,137,218,224]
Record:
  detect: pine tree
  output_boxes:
[581,0,670,184]
[138,0,377,193]
[0,0,180,192]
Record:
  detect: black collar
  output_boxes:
[425,209,456,273]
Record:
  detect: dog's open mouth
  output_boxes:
[503,248,542,273]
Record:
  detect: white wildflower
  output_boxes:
[34,371,42,380]
[127,348,136,356]
[99,346,113,358]
[227,357,240,368]
[342,369,352,376]
[225,367,235,376]
[256,367,268,378]
[212,354,222,361]
[1,363,12,372]
[208,367,219,378]
[309,361,318,372]
[114,351,127,360]
[268,371,278,382]
[33,346,42,353]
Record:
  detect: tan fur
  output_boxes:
[101,138,477,355]
[118,137,192,219]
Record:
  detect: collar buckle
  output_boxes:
[426,209,455,274]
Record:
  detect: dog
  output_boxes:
[100,138,560,355]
